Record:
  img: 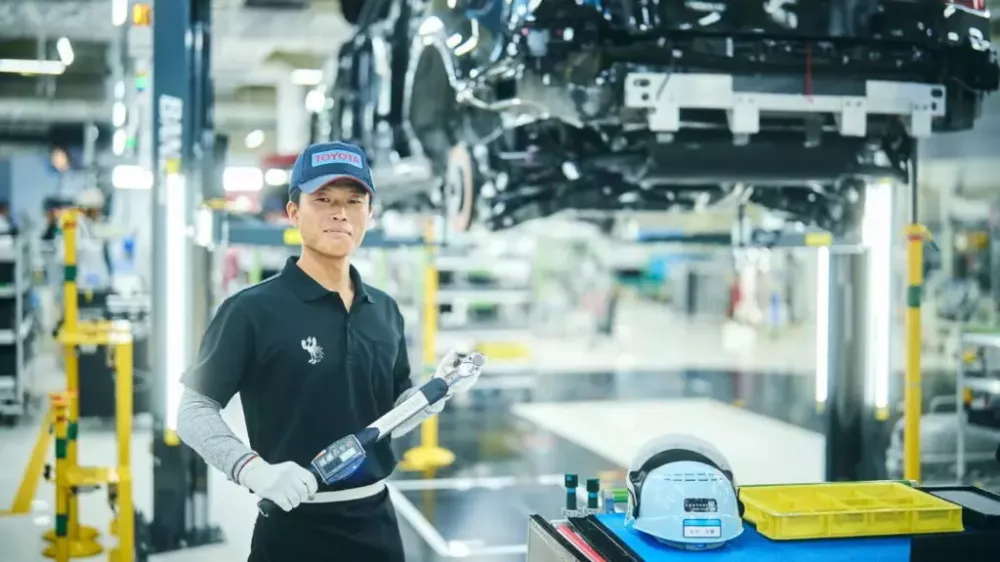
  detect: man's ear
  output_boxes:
[286,200,298,226]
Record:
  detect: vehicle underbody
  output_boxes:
[333,0,999,233]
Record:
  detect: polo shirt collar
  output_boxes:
[281,257,373,303]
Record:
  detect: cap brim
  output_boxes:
[297,174,374,195]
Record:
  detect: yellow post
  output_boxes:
[400,219,455,472]
[109,334,135,562]
[1,408,54,515]
[50,392,71,562]
[903,224,927,482]
[45,209,101,550]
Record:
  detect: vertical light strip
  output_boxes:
[164,174,189,431]
[862,180,894,412]
[814,247,831,403]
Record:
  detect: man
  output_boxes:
[65,187,113,290]
[176,141,482,561]
[51,188,117,330]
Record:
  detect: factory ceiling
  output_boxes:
[0,0,350,155]
[0,0,998,183]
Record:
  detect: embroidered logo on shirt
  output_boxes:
[301,337,324,365]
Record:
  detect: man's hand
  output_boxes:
[239,457,318,512]
[434,349,485,396]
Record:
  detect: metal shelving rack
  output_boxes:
[215,213,537,371]
[435,252,534,368]
[0,234,35,421]
[955,330,1000,483]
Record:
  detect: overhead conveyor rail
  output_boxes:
[215,213,428,248]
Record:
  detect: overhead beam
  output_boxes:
[0,97,276,129]
[0,0,114,42]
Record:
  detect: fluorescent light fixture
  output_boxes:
[112,165,153,190]
[244,129,265,149]
[194,207,214,247]
[0,59,65,75]
[114,165,264,192]
[814,247,830,403]
[223,166,264,192]
[229,195,255,213]
[112,102,127,127]
[56,38,74,66]
[112,0,129,26]
[112,129,127,156]
[264,168,289,186]
[114,80,125,99]
[861,179,894,413]
[163,173,188,431]
[305,87,326,113]
[290,68,323,86]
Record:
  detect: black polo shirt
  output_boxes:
[181,257,413,491]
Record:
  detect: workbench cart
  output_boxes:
[527,479,1000,562]
[527,512,1000,562]
[956,330,1000,484]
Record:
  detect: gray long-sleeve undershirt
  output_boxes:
[175,387,255,483]
[176,385,437,484]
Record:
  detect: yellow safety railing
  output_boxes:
[32,208,138,561]
[904,223,930,483]
[37,209,101,555]
[44,320,136,562]
[400,219,455,473]
[50,392,72,560]
[0,408,54,516]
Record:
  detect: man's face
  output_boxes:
[287,180,371,259]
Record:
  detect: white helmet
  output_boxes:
[76,187,106,210]
[625,434,744,550]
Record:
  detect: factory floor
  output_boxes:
[0,303,895,561]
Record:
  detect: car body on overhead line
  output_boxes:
[319,0,999,233]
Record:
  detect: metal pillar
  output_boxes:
[822,247,870,480]
[149,0,222,552]
[276,79,309,153]
[822,176,905,481]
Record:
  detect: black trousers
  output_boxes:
[249,488,405,562]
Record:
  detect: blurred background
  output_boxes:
[0,1,999,561]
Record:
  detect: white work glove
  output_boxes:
[239,457,318,512]
[434,349,485,396]
[390,350,486,439]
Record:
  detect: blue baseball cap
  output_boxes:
[288,141,376,196]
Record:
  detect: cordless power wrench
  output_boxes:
[257,352,486,517]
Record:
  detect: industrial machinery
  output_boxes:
[323,0,998,232]
[1,210,144,560]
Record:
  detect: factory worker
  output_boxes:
[175,141,483,561]
[58,187,113,290]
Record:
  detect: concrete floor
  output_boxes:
[0,303,975,561]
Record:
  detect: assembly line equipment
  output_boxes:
[399,219,455,473]
[955,329,1000,484]
[0,209,140,561]
[45,320,137,562]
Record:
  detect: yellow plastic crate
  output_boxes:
[474,341,531,360]
[740,481,964,540]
